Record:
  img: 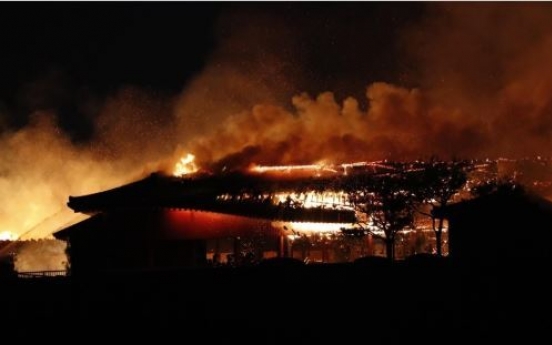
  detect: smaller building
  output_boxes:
[0,241,16,278]
[436,187,552,266]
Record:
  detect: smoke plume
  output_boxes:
[175,3,552,171]
[0,88,176,240]
[4,3,552,244]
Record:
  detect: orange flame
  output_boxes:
[273,191,352,210]
[173,153,198,177]
[285,221,349,234]
[0,231,18,241]
[249,161,394,176]
[250,163,326,173]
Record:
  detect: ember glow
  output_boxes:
[251,164,337,174]
[274,191,352,210]
[289,222,348,234]
[250,161,398,177]
[275,221,350,234]
[173,153,198,177]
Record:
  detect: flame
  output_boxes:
[273,190,352,210]
[173,153,198,177]
[250,163,326,173]
[288,222,349,234]
[250,161,395,176]
[0,231,18,241]
[275,221,350,234]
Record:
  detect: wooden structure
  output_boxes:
[55,173,356,274]
[435,187,552,266]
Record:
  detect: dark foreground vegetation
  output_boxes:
[1,258,550,340]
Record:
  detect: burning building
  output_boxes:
[54,161,367,274]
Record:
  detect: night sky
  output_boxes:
[0,2,422,140]
[0,2,220,137]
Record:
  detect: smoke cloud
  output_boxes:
[176,3,552,171]
[0,88,176,240]
[3,3,552,244]
[404,3,552,158]
[173,6,302,142]
[186,85,489,171]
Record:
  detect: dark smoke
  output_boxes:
[177,3,552,171]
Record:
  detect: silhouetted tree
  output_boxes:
[345,171,419,261]
[417,160,468,256]
[470,177,519,198]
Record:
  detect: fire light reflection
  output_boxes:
[274,191,352,210]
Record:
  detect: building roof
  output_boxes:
[434,186,552,264]
[67,172,356,224]
[436,187,552,221]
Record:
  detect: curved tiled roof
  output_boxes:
[67,172,356,224]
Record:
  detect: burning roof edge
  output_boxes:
[67,172,357,224]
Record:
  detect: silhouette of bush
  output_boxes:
[258,257,304,268]
[402,253,449,268]
[353,255,390,267]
